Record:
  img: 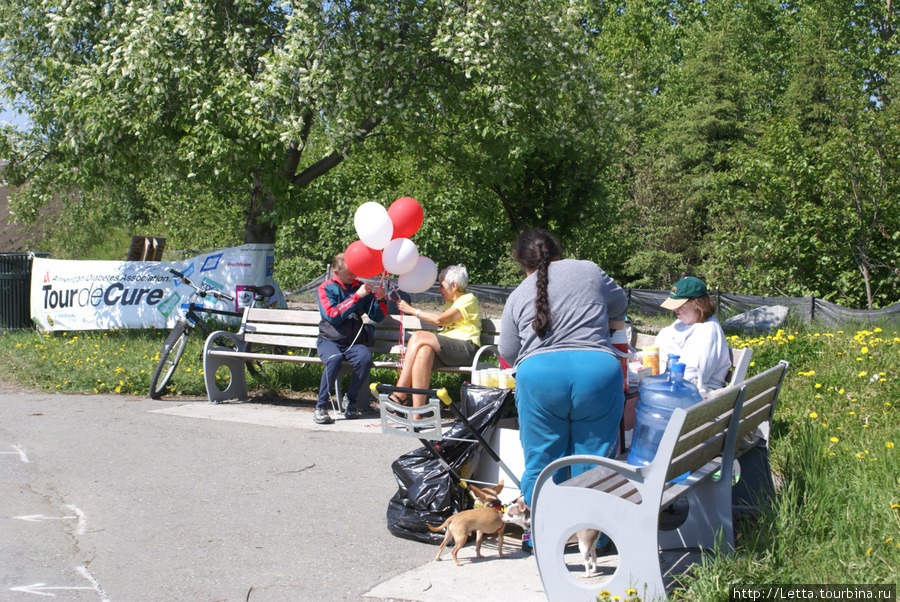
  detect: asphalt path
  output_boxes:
[0,380,451,601]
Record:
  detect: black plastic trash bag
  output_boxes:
[386,385,511,544]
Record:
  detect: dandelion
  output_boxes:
[809,412,819,419]
[815,383,822,389]
[892,504,900,510]
[861,346,869,354]
[858,371,868,378]
[830,437,839,443]
[866,547,873,555]
[887,442,895,449]
[839,388,845,394]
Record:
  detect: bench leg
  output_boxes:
[203,353,249,404]
[331,363,374,413]
[533,480,666,601]
[659,477,734,551]
[733,443,775,512]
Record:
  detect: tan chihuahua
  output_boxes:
[427,481,507,565]
[503,497,602,576]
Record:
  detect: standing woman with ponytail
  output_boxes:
[499,229,628,513]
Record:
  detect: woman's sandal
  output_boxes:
[387,392,409,406]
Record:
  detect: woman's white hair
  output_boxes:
[439,265,469,292]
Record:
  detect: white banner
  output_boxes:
[30,244,285,331]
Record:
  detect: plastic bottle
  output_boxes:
[638,353,680,392]
[627,362,703,482]
[642,346,660,375]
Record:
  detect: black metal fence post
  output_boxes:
[0,252,48,330]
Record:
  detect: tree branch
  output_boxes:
[290,115,382,188]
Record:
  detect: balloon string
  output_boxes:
[382,275,406,370]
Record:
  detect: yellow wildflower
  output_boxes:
[809,412,818,419]
[815,383,822,389]
[887,442,895,449]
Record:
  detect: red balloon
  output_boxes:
[388,197,424,239]
[344,240,383,278]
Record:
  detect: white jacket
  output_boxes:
[656,315,731,390]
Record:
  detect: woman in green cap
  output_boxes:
[656,276,731,391]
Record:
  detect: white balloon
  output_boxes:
[398,257,438,294]
[354,202,393,250]
[381,238,419,275]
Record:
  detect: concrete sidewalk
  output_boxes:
[152,401,699,601]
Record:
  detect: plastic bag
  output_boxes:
[385,385,510,544]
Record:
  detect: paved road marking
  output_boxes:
[9,566,107,600]
[1,445,29,462]
[12,514,78,523]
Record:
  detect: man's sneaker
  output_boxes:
[344,400,360,420]
[340,394,351,413]
[313,405,334,425]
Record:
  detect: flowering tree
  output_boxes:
[0,0,615,245]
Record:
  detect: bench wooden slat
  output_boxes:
[245,322,320,337]
[245,307,321,325]
[242,333,320,348]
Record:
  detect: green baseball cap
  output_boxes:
[661,276,708,310]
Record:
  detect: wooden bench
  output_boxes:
[530,360,789,601]
[202,307,502,405]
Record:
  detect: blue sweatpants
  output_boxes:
[515,350,624,507]
[316,338,373,408]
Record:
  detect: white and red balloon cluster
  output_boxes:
[344,197,437,294]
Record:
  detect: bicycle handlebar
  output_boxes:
[169,268,234,302]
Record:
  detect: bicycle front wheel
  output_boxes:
[149,321,191,399]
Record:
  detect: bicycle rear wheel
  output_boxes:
[149,321,191,399]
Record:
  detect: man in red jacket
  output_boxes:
[315,253,388,424]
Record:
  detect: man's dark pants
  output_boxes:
[316,338,374,408]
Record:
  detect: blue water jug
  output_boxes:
[627,362,702,481]
[637,353,680,392]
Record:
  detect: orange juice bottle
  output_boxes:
[643,346,660,376]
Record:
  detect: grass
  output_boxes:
[2,318,899,599]
[0,326,466,402]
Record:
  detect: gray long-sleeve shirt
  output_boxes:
[499,259,628,370]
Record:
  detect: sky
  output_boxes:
[0,101,31,129]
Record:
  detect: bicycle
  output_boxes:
[149,268,275,399]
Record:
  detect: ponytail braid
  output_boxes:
[513,229,561,338]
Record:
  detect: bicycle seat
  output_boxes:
[246,284,275,298]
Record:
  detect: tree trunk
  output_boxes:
[244,171,277,244]
[862,263,874,310]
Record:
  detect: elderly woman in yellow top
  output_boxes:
[394,265,482,409]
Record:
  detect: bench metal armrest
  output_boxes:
[540,453,644,484]
[470,344,499,371]
[204,330,247,353]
